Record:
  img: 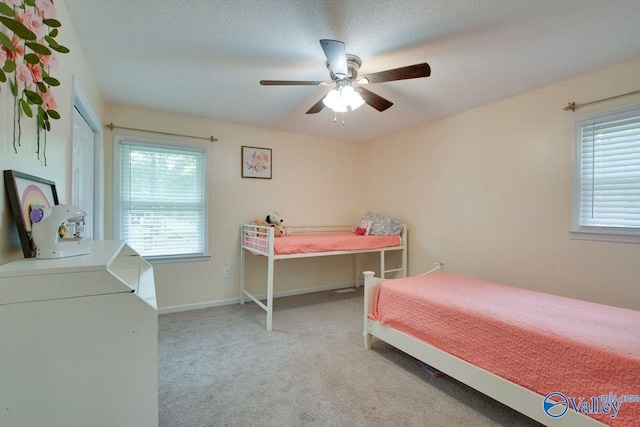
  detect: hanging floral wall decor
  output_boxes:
[0,0,69,165]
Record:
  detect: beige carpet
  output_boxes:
[158,287,543,427]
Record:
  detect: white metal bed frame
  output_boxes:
[241,223,407,331]
[362,265,605,427]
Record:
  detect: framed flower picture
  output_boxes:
[242,146,272,179]
[3,169,59,258]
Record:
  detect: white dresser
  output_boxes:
[0,240,158,427]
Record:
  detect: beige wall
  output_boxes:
[103,104,366,309]
[2,5,638,313]
[0,0,104,264]
[365,57,640,310]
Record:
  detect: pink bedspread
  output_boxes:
[245,232,401,255]
[372,272,640,427]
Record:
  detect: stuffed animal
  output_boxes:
[250,217,283,237]
[250,218,270,228]
[266,211,285,236]
[355,220,373,236]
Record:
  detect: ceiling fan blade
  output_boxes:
[361,63,431,84]
[306,96,326,114]
[358,87,393,112]
[260,80,325,86]
[320,39,348,78]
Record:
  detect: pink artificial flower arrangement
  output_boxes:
[0,0,69,164]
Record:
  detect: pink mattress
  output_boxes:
[372,272,640,427]
[245,232,401,255]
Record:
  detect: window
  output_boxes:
[571,102,640,243]
[114,135,210,260]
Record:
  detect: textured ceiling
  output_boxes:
[64,0,640,142]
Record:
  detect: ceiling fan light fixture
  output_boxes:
[322,84,365,112]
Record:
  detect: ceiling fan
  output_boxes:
[260,39,431,115]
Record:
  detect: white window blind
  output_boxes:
[115,137,208,259]
[572,103,640,242]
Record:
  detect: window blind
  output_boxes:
[117,140,207,257]
[578,112,640,229]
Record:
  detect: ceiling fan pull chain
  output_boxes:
[342,113,345,126]
[334,111,337,123]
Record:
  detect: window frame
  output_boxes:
[570,102,640,244]
[113,134,211,262]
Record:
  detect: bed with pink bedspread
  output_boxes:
[241,224,407,331]
[364,267,640,427]
[244,231,401,256]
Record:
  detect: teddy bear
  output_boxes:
[265,211,286,236]
[249,215,284,237]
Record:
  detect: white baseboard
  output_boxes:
[158,298,240,315]
[158,281,356,315]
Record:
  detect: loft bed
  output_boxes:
[363,265,640,427]
[241,223,407,331]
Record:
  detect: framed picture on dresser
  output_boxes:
[4,170,59,258]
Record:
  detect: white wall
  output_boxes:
[365,57,640,310]
[103,104,366,309]
[0,0,104,264]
